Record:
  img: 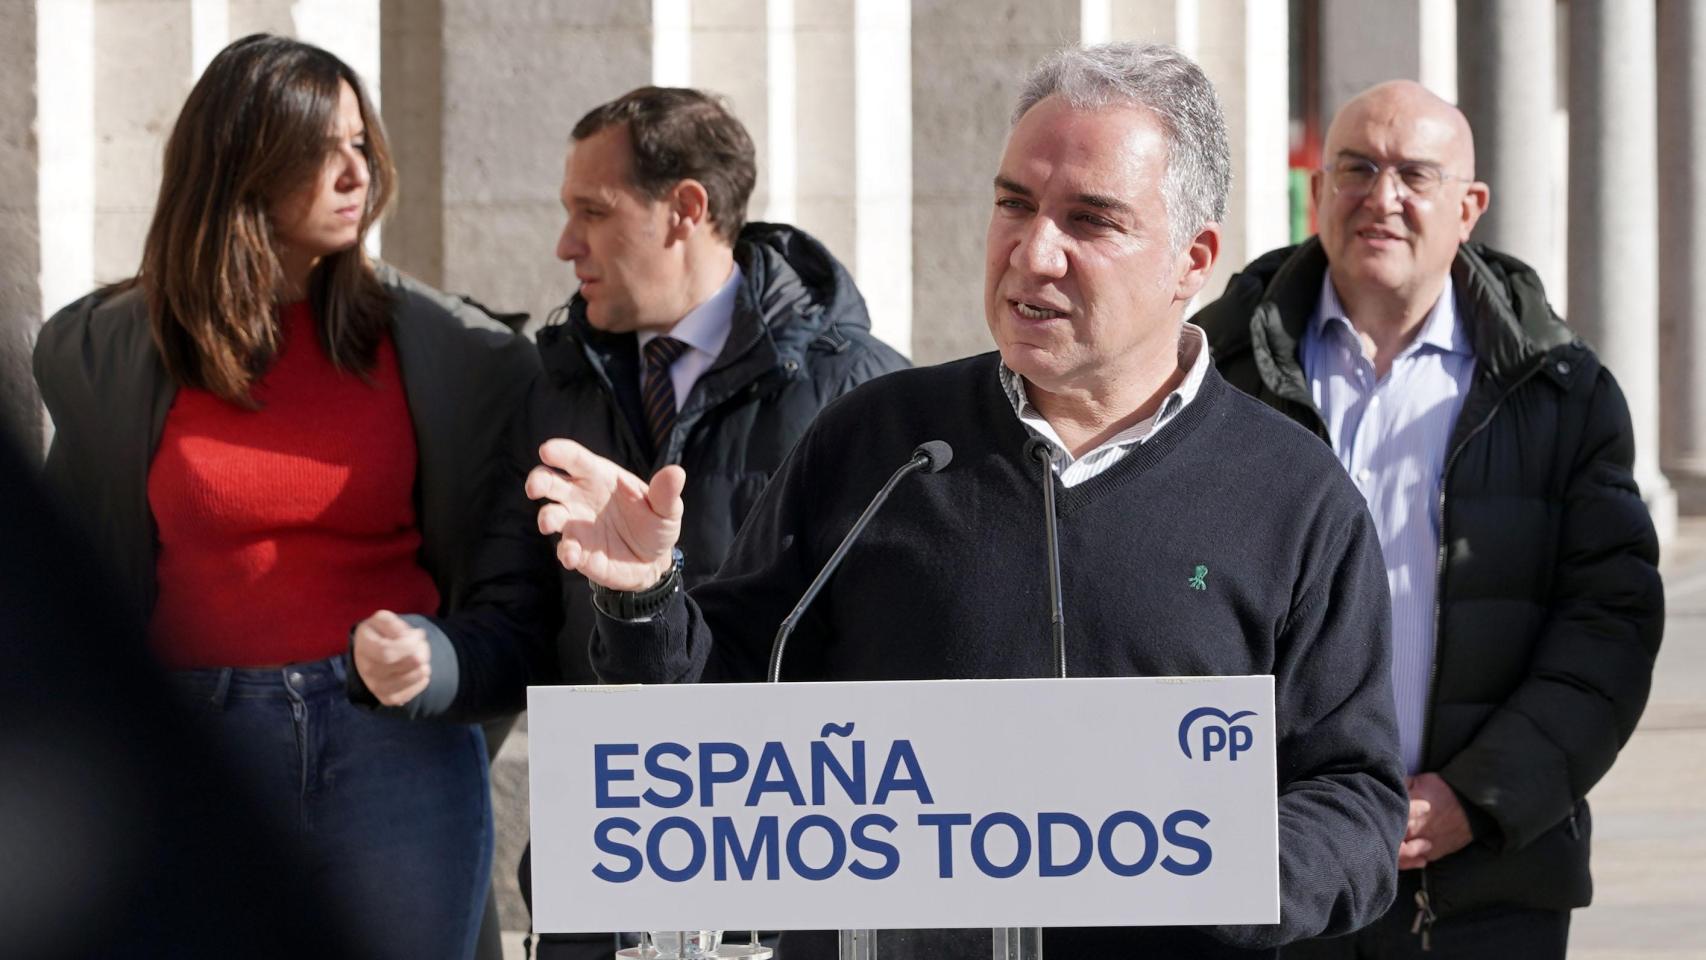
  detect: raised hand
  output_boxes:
[526,438,686,591]
[351,609,431,706]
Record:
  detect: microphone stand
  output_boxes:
[1026,438,1067,679]
[643,441,947,960]
[766,442,952,683]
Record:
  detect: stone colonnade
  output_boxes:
[1309,0,1696,538]
[6,0,1705,536]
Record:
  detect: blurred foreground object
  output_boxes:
[0,437,369,960]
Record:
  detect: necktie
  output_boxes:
[641,336,690,454]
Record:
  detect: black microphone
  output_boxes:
[1023,437,1068,679]
[766,441,953,682]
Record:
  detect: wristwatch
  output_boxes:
[591,547,685,621]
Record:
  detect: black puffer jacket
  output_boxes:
[413,222,910,716]
[1195,238,1664,920]
[32,265,541,629]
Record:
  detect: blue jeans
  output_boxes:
[170,655,493,960]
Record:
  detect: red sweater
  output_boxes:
[147,301,440,669]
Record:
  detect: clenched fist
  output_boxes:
[352,609,432,706]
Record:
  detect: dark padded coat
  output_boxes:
[404,222,910,718]
[32,265,542,629]
[1195,237,1664,921]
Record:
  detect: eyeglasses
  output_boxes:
[1324,157,1469,201]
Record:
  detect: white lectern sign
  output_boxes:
[529,676,1277,932]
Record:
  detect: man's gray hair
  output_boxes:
[1013,42,1231,252]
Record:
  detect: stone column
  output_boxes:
[653,0,691,86]
[695,0,914,345]
[793,0,857,280]
[379,0,444,284]
[230,0,380,86]
[853,0,912,353]
[1321,0,1456,120]
[90,1,204,285]
[227,0,292,37]
[1094,2,1200,61]
[909,0,1082,363]
[1194,0,1290,303]
[1457,0,1560,294]
[692,0,789,221]
[788,0,911,354]
[1658,0,1706,514]
[1568,0,1676,540]
[2,0,42,456]
[380,1,656,325]
[29,0,96,458]
[35,0,95,330]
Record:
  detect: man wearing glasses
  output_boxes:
[1198,80,1663,959]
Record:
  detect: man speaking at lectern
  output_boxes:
[529,42,1408,957]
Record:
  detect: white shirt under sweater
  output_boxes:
[1000,322,1211,487]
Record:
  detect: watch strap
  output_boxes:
[591,548,684,622]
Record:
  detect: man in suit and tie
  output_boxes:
[347,86,907,959]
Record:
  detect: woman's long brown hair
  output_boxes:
[139,34,396,405]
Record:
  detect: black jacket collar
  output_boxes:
[538,221,870,403]
[1235,237,1578,399]
[33,266,536,622]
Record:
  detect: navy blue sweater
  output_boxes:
[595,353,1407,957]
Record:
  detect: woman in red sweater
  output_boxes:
[33,35,538,959]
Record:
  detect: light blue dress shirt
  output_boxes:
[1302,275,1475,774]
[638,263,742,412]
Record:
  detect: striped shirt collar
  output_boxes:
[1312,273,1471,360]
[999,322,1210,481]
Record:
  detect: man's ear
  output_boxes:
[669,179,711,240]
[1175,223,1222,303]
[1459,180,1491,243]
[1310,167,1325,211]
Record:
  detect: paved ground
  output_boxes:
[1572,518,1706,959]
[495,521,1706,959]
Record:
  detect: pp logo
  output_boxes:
[1178,707,1257,762]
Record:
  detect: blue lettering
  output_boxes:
[873,740,933,805]
[918,812,972,878]
[1201,726,1227,761]
[642,742,692,808]
[1162,809,1213,876]
[1097,811,1160,877]
[1228,726,1253,761]
[699,742,748,807]
[591,817,642,882]
[1037,811,1093,878]
[594,744,639,809]
[970,812,1032,879]
[810,737,867,805]
[646,816,707,883]
[746,741,807,807]
[848,814,900,880]
[785,814,846,881]
[712,815,780,881]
